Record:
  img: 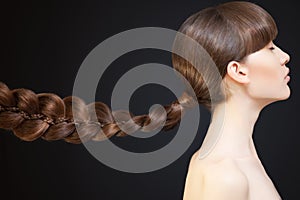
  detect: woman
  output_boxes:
[0,1,290,199]
[175,1,290,200]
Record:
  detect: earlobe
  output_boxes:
[226,61,250,84]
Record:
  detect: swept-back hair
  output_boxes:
[0,1,278,143]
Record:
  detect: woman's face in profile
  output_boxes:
[243,41,291,101]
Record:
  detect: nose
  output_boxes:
[280,50,290,66]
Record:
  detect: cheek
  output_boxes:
[252,66,279,83]
[247,62,282,97]
[246,52,281,84]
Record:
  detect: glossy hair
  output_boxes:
[0,1,278,143]
[172,1,277,110]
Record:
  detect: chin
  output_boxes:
[282,85,291,100]
[260,89,291,106]
[275,87,291,101]
[282,90,291,100]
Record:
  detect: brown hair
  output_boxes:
[172,1,277,110]
[0,1,278,144]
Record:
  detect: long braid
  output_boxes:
[0,82,195,144]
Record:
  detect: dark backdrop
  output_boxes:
[0,0,299,200]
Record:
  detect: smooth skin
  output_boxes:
[183,41,290,200]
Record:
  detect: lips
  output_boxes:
[284,68,290,79]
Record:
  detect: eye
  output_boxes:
[269,46,275,51]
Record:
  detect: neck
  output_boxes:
[199,95,265,160]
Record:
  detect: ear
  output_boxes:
[226,61,250,84]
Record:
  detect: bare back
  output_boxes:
[182,150,282,200]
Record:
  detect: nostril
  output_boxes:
[281,57,289,65]
[285,53,290,64]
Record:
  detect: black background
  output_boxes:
[0,0,299,199]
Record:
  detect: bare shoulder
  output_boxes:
[182,151,206,200]
[183,151,249,200]
[203,155,249,199]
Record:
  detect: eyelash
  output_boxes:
[269,47,275,50]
